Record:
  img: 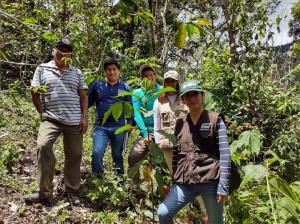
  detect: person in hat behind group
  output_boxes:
[157,80,231,224]
[25,38,88,204]
[127,64,162,183]
[153,70,188,173]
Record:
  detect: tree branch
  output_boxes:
[159,0,169,71]
[0,9,40,34]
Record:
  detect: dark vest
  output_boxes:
[172,110,221,184]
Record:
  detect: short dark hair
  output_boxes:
[104,58,120,70]
[139,64,155,76]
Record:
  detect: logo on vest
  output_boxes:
[200,123,211,130]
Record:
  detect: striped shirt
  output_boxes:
[31,60,88,125]
[216,117,231,195]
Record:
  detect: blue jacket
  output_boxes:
[88,80,132,127]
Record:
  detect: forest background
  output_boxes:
[0,0,299,223]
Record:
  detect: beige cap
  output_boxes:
[164,70,179,80]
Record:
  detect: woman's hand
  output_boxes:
[216,194,228,203]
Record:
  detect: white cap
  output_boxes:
[164,70,179,80]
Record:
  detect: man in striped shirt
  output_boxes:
[24,38,88,204]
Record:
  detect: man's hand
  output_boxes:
[158,138,172,150]
[143,135,154,143]
[31,92,44,114]
[216,194,228,203]
[79,89,88,134]
[127,126,134,134]
[79,116,88,134]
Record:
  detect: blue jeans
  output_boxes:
[157,181,223,224]
[92,125,125,176]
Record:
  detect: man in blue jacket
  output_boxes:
[88,59,132,177]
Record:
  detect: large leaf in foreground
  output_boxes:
[175,23,187,48]
[114,124,132,135]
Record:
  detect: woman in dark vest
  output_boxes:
[157,80,231,224]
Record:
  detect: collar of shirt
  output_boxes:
[105,80,120,87]
[46,60,73,75]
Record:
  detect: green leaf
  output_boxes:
[39,85,48,93]
[141,78,153,94]
[85,76,95,85]
[249,129,261,155]
[116,90,133,97]
[134,58,147,63]
[148,143,164,164]
[144,210,153,219]
[269,176,298,200]
[156,130,177,146]
[92,15,100,24]
[195,18,211,26]
[42,31,59,42]
[124,102,133,119]
[278,197,300,219]
[31,86,39,93]
[0,51,8,60]
[151,86,176,98]
[111,102,123,121]
[125,15,131,23]
[230,129,262,156]
[134,15,139,25]
[290,181,300,196]
[203,91,214,109]
[264,157,282,166]
[240,164,266,188]
[187,23,195,39]
[150,169,158,192]
[230,141,240,156]
[175,23,187,48]
[194,26,201,38]
[102,107,112,125]
[143,10,154,19]
[23,17,37,25]
[128,161,142,179]
[154,170,164,188]
[239,130,251,146]
[114,124,132,135]
[31,85,48,93]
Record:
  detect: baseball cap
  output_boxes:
[55,38,72,52]
[180,80,204,97]
[164,70,179,80]
[139,64,155,76]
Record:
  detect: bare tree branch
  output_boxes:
[159,0,169,72]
